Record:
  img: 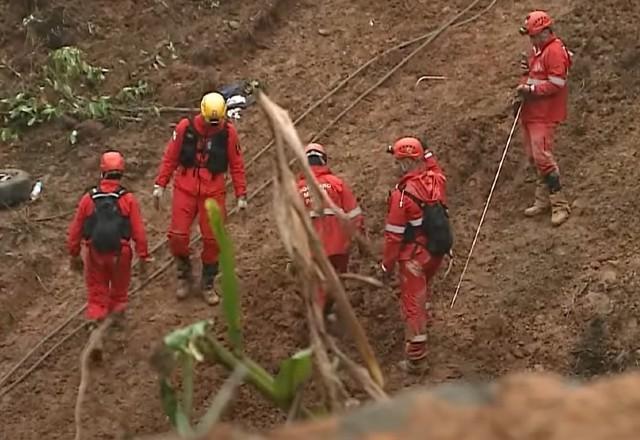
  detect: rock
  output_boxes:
[228,20,240,30]
[584,291,613,315]
[598,267,618,285]
[318,28,330,36]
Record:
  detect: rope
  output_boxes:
[232,0,497,173]
[450,104,522,309]
[0,0,497,397]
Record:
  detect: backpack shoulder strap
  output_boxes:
[87,186,100,199]
[115,185,128,197]
[402,190,425,208]
[184,117,199,138]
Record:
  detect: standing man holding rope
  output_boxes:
[152,92,248,305]
[380,137,452,374]
[515,10,573,226]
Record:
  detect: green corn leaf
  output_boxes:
[273,348,313,405]
[163,320,211,354]
[160,378,179,426]
[205,198,243,352]
[181,355,194,419]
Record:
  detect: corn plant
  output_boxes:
[153,199,313,436]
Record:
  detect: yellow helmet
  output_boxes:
[200,92,227,124]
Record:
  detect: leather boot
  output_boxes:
[86,320,104,362]
[201,263,220,306]
[398,358,429,375]
[549,191,571,226]
[524,176,550,217]
[111,311,125,331]
[175,257,192,300]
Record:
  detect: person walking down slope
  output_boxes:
[380,137,452,374]
[67,150,150,331]
[296,143,365,321]
[515,10,573,226]
[152,92,248,305]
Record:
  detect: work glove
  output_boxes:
[515,84,534,98]
[237,197,248,210]
[70,255,83,273]
[152,184,164,210]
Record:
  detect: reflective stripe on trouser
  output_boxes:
[316,254,349,313]
[168,187,226,264]
[521,122,559,176]
[84,244,132,320]
[398,253,443,361]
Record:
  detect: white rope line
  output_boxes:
[450,104,522,308]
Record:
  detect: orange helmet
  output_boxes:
[100,150,125,173]
[520,10,553,36]
[387,137,424,160]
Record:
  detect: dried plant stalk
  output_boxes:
[257,91,385,395]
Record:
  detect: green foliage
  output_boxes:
[273,348,313,405]
[205,199,243,352]
[0,92,61,141]
[117,80,150,103]
[0,47,152,141]
[156,207,314,433]
[45,46,107,87]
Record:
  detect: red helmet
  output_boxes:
[100,150,125,173]
[387,137,424,160]
[520,10,553,36]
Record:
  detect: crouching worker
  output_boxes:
[296,143,365,321]
[381,137,452,374]
[67,150,150,330]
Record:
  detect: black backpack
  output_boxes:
[82,186,131,253]
[402,190,453,257]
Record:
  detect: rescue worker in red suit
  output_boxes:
[515,10,572,226]
[296,143,365,319]
[152,92,248,305]
[67,150,150,328]
[381,137,447,374]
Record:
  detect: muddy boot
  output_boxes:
[398,358,429,375]
[549,191,571,226]
[175,256,192,300]
[524,176,550,217]
[86,321,104,362]
[110,311,126,331]
[544,172,570,227]
[201,263,220,306]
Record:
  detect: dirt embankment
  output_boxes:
[1,0,640,438]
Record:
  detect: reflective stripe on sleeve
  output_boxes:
[384,224,406,234]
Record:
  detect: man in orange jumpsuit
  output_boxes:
[153,92,248,305]
[67,150,150,326]
[516,10,572,226]
[381,137,451,373]
[297,143,365,319]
